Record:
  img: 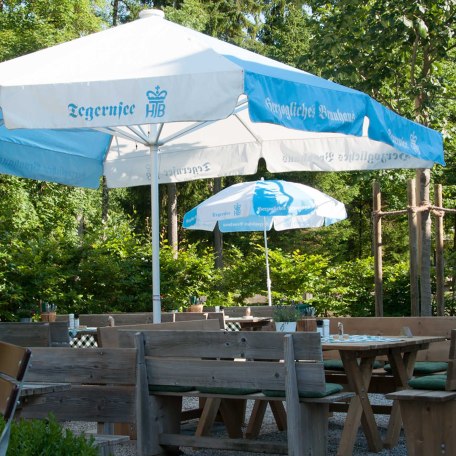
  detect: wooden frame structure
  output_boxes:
[373,179,456,316]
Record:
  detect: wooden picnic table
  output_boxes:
[322,335,445,455]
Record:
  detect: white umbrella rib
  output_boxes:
[96,126,149,145]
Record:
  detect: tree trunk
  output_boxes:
[101,176,109,224]
[453,214,456,304]
[373,181,383,316]
[167,183,178,259]
[434,184,444,316]
[112,0,119,26]
[408,179,420,316]
[213,178,223,269]
[418,169,432,315]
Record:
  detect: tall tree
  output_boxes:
[0,0,106,61]
[304,0,456,314]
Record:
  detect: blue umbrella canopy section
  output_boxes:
[183,179,347,305]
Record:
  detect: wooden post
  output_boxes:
[435,184,445,316]
[419,169,432,316]
[373,181,383,317]
[408,179,420,316]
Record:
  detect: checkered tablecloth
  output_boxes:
[322,335,403,344]
[225,321,241,331]
[69,330,98,348]
[70,333,98,348]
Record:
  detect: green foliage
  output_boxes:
[272,304,301,322]
[72,217,152,313]
[164,0,209,31]
[310,257,375,317]
[0,0,106,62]
[0,415,98,456]
[260,0,311,66]
[160,242,221,310]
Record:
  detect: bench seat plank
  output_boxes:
[387,389,456,402]
[159,433,288,454]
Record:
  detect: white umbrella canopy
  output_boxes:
[0,9,444,321]
[105,102,437,187]
[183,179,347,306]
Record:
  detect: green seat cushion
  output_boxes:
[262,382,344,398]
[323,360,346,371]
[149,385,195,393]
[384,361,448,375]
[324,359,383,371]
[196,387,260,395]
[408,374,447,391]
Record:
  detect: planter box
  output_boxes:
[40,312,56,322]
[274,321,297,332]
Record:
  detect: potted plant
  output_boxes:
[17,305,37,323]
[188,295,205,312]
[40,302,57,322]
[272,304,301,332]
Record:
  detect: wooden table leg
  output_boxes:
[269,401,287,431]
[195,397,221,436]
[219,398,245,438]
[384,348,417,449]
[245,400,267,438]
[245,399,287,439]
[338,351,383,454]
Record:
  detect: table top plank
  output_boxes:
[322,335,445,351]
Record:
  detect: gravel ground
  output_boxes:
[66,395,407,455]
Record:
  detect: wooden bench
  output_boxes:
[122,329,353,456]
[19,342,141,456]
[386,328,456,456]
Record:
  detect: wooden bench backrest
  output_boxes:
[206,312,226,329]
[0,341,31,420]
[127,330,326,393]
[173,312,207,321]
[328,317,456,338]
[98,319,221,348]
[172,312,225,328]
[0,322,51,347]
[223,306,275,318]
[446,329,456,390]
[49,321,70,346]
[71,312,174,327]
[22,346,138,423]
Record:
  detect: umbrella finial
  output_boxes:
[139,9,165,19]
